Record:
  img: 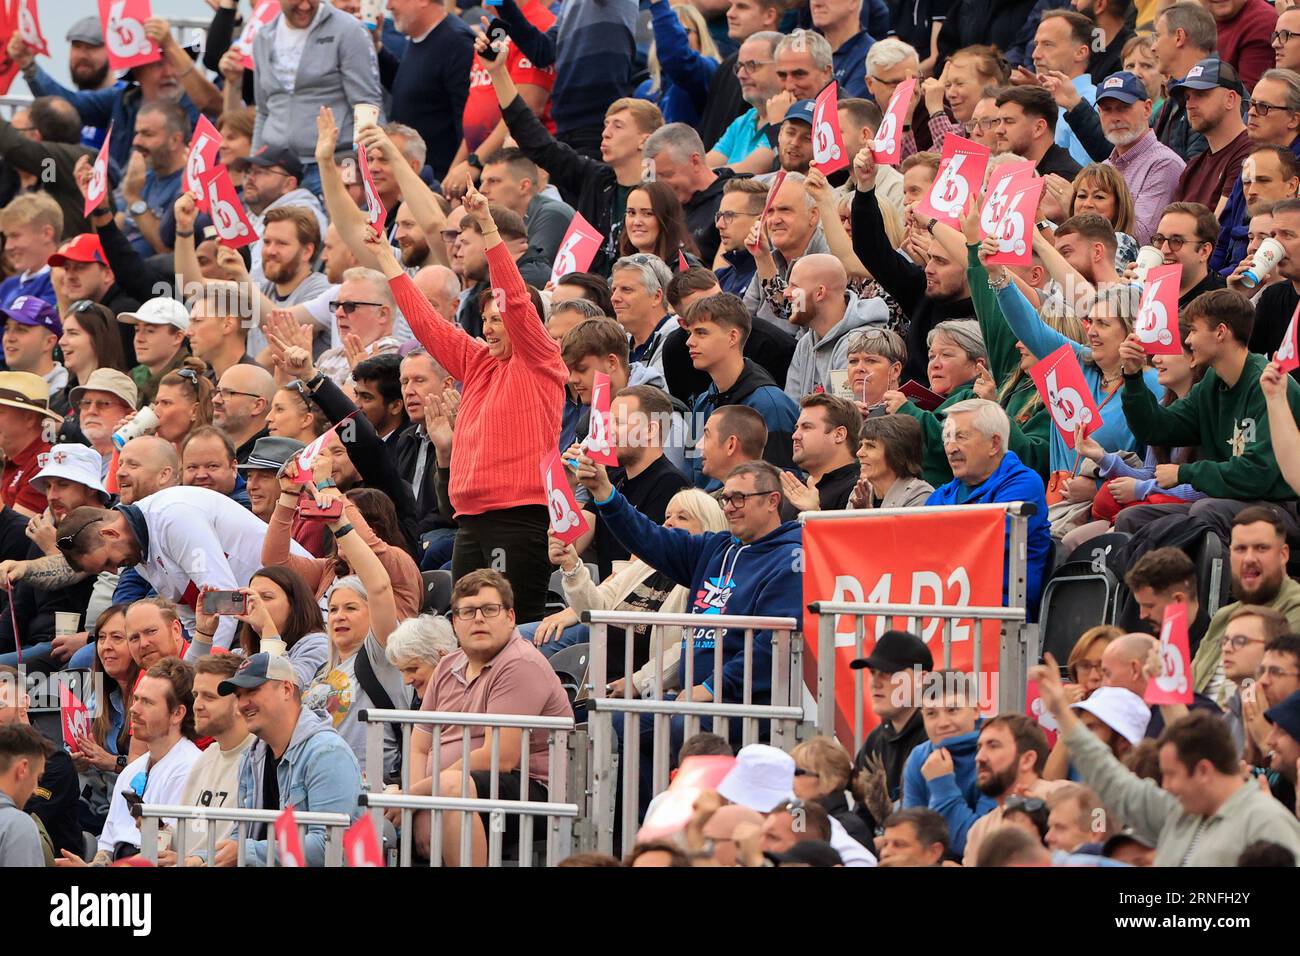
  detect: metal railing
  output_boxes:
[803,502,1035,753]
[136,805,353,867]
[357,709,577,867]
[581,609,802,857]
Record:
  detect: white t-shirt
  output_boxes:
[99,737,202,856]
[177,735,255,853]
[272,19,310,93]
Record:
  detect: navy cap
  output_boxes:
[784,99,816,126]
[765,841,843,866]
[1095,71,1150,105]
[1264,688,1300,742]
[1,296,61,337]
[218,652,299,694]
[1169,58,1244,96]
[233,145,305,181]
[849,630,933,673]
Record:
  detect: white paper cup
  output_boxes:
[260,638,287,657]
[353,103,380,143]
[111,405,160,450]
[54,612,80,638]
[360,0,386,28]
[1241,237,1285,289]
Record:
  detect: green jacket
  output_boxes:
[1191,575,1300,695]
[899,381,976,487]
[965,243,1050,480]
[1119,352,1300,500]
[1066,720,1300,866]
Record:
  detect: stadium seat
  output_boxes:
[1065,532,1131,573]
[548,643,590,709]
[1037,560,1120,664]
[421,570,453,615]
[1195,530,1231,619]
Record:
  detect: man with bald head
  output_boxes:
[115,435,179,506]
[412,265,462,324]
[782,253,888,399]
[213,364,276,464]
[1102,632,1221,739]
[187,282,256,381]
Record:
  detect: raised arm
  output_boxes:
[648,0,717,110]
[1263,361,1300,496]
[1031,227,1096,316]
[316,486,397,647]
[356,124,449,268]
[850,148,926,310]
[145,18,223,117]
[315,107,382,271]
[807,170,868,278]
[496,0,558,68]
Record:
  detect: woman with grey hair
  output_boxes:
[883,319,988,486]
[385,615,458,706]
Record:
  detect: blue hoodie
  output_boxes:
[235,707,362,867]
[901,723,997,855]
[594,490,803,703]
[927,450,1051,610]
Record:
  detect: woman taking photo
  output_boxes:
[848,414,934,509]
[56,300,127,415]
[301,483,405,781]
[367,184,567,624]
[526,489,727,692]
[618,180,701,268]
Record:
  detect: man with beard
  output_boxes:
[212,365,275,464]
[394,203,435,271]
[781,254,887,399]
[232,147,328,286]
[120,101,189,257]
[962,714,1060,866]
[478,148,575,268]
[1062,73,1184,245]
[1171,58,1252,213]
[1193,507,1300,697]
[63,16,116,153]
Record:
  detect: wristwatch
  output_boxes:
[466,154,483,171]
[128,200,149,217]
[115,754,128,771]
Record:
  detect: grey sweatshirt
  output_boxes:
[783,292,889,400]
[0,792,43,867]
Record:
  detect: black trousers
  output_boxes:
[451,505,551,624]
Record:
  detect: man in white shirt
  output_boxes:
[169,655,254,865]
[57,658,202,865]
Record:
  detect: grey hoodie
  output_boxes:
[0,792,42,867]
[236,706,361,867]
[783,292,889,401]
[248,188,331,286]
[252,4,384,165]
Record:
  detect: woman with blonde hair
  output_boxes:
[635,1,721,126]
[528,488,727,693]
[1065,625,1122,700]
[791,735,875,849]
[1070,164,1140,261]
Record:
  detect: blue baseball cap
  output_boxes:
[1,295,61,336]
[784,99,816,126]
[1095,71,1150,105]
[1169,58,1244,96]
[1264,688,1300,742]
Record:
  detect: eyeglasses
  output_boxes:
[330,300,385,314]
[1003,796,1047,814]
[717,489,776,510]
[1272,30,1299,44]
[1257,664,1300,680]
[1225,634,1266,650]
[714,210,756,225]
[215,386,261,401]
[451,602,507,621]
[1150,234,1203,252]
[964,118,1000,134]
[1246,98,1295,117]
[733,59,773,75]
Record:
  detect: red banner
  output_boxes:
[760,170,787,220]
[979,160,1035,239]
[59,682,90,752]
[15,0,49,57]
[233,0,279,70]
[358,143,387,228]
[583,371,618,466]
[344,814,384,867]
[1145,602,1192,705]
[916,134,990,228]
[811,81,848,175]
[802,508,1007,746]
[199,165,258,249]
[1134,264,1183,355]
[275,805,307,866]
[185,115,224,210]
[541,449,590,544]
[99,0,160,71]
[872,77,915,165]
[982,177,1044,266]
[83,123,113,219]
[548,212,603,285]
[1025,679,1059,748]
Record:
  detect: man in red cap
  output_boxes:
[47,234,140,320]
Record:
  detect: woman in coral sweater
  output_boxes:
[366,187,567,622]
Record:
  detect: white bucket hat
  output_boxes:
[717,744,796,812]
[31,443,111,503]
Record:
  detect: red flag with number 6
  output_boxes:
[15,0,50,57]
[199,165,259,249]
[275,805,307,866]
[584,372,619,466]
[541,450,590,545]
[344,815,385,867]
[1277,303,1300,373]
[1133,264,1183,356]
[99,0,161,71]
[60,682,90,752]
[84,123,113,219]
[872,78,915,165]
[982,177,1044,266]
[185,116,224,212]
[916,134,990,229]
[811,82,848,175]
[1028,344,1103,448]
[1144,602,1192,706]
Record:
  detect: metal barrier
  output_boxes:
[803,502,1035,754]
[136,805,353,867]
[581,609,803,857]
[357,708,577,867]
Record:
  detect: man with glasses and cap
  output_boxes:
[1,297,66,408]
[120,297,191,407]
[0,443,108,668]
[0,370,60,518]
[849,630,933,833]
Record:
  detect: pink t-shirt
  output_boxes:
[420,633,572,786]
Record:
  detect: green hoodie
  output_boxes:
[965,244,1050,481]
[1119,352,1300,500]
